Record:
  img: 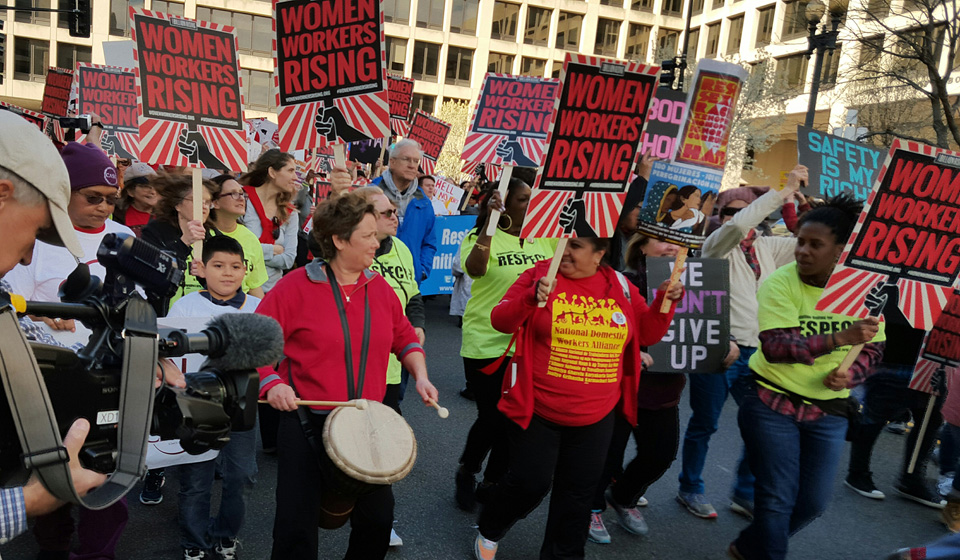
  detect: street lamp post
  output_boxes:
[803,0,848,127]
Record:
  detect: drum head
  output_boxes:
[322,400,417,485]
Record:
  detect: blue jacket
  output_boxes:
[372,177,437,283]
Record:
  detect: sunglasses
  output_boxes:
[379,209,397,219]
[77,192,119,206]
[272,216,281,240]
[720,207,743,217]
[218,191,248,201]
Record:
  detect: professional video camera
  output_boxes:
[0,233,283,489]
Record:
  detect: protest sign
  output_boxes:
[71,63,140,159]
[816,139,960,330]
[388,74,414,136]
[42,68,73,117]
[420,215,475,295]
[646,257,730,373]
[103,40,136,68]
[131,8,247,170]
[796,125,884,200]
[639,86,686,158]
[635,160,722,248]
[349,137,386,164]
[406,110,451,175]
[910,290,960,394]
[521,54,658,239]
[674,59,746,171]
[462,73,559,167]
[273,0,389,151]
[432,177,466,215]
[0,102,45,130]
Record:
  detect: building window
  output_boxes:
[56,43,91,70]
[631,0,653,11]
[416,0,444,30]
[411,93,435,117]
[491,1,519,41]
[195,8,272,55]
[524,6,551,46]
[383,0,410,24]
[625,24,651,60]
[411,41,440,82]
[859,34,883,66]
[450,0,479,34]
[551,60,563,78]
[443,96,469,105]
[14,38,48,82]
[692,0,705,15]
[658,28,680,57]
[151,0,184,16]
[686,28,700,58]
[556,12,582,51]
[782,1,810,40]
[661,0,683,17]
[15,0,50,25]
[445,46,473,86]
[520,56,546,77]
[819,44,841,88]
[488,52,514,73]
[600,0,622,6]
[756,5,775,46]
[595,19,620,56]
[776,53,808,92]
[726,15,744,54]
[865,0,888,18]
[110,0,144,36]
[386,36,407,74]
[57,0,71,29]
[705,22,720,57]
[241,68,275,111]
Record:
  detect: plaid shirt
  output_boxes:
[755,327,885,421]
[0,487,26,544]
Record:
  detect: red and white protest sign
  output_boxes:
[462,73,558,167]
[130,8,247,170]
[388,74,413,136]
[406,110,451,175]
[42,68,74,117]
[816,140,960,330]
[521,54,658,239]
[911,291,960,393]
[70,63,140,159]
[673,59,746,171]
[0,102,46,130]
[273,0,389,151]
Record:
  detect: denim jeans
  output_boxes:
[179,422,259,549]
[678,345,756,501]
[734,387,847,560]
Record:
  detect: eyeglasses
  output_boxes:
[392,156,421,166]
[720,207,743,217]
[379,209,397,219]
[76,192,119,206]
[217,191,248,201]
[272,216,281,240]
[181,197,214,209]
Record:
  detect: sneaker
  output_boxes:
[605,488,649,536]
[727,542,746,560]
[676,491,718,519]
[183,548,207,560]
[140,469,165,505]
[456,467,478,512]
[885,421,909,435]
[940,473,956,498]
[473,532,498,560]
[943,500,960,533]
[729,495,754,521]
[587,511,611,544]
[636,495,648,507]
[896,478,947,509]
[214,538,238,560]
[884,549,916,560]
[390,528,403,547]
[844,472,885,500]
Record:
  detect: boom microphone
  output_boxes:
[203,313,284,371]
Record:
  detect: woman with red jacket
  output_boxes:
[472,238,683,560]
[258,192,439,560]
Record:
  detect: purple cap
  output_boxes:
[60,142,119,192]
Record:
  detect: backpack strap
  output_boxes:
[614,271,632,303]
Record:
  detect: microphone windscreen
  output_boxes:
[203,313,284,371]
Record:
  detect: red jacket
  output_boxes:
[490,261,676,429]
[257,261,424,410]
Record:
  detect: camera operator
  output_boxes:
[0,110,109,544]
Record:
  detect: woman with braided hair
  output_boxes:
[454,177,555,512]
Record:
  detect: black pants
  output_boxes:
[848,371,944,480]
[459,357,511,482]
[383,383,402,415]
[479,412,615,560]
[593,405,680,510]
[271,412,394,560]
[259,403,280,450]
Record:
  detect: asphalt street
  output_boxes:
[1,296,950,559]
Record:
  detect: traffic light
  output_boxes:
[660,58,678,88]
[69,0,91,38]
[0,20,5,85]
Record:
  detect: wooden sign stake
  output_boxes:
[485,164,515,237]
[191,167,203,261]
[538,238,568,309]
[660,247,688,313]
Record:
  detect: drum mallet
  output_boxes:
[427,398,449,418]
[258,399,368,410]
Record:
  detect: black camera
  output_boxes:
[0,233,283,486]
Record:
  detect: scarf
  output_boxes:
[379,170,419,218]
[740,229,761,281]
[243,186,275,244]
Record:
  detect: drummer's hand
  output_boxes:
[415,378,439,405]
[266,383,299,411]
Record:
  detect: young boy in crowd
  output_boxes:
[166,236,261,560]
